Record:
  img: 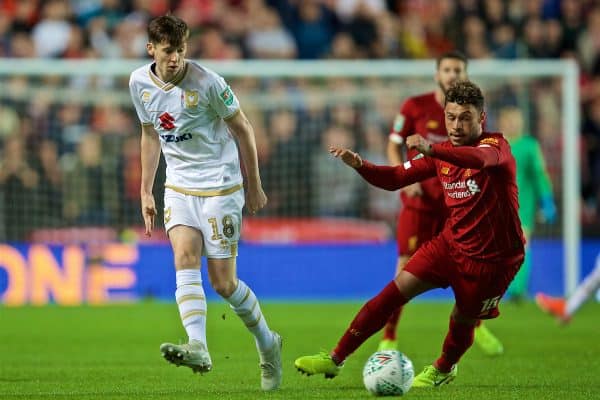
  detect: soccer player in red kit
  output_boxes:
[295,81,525,387]
[383,51,503,356]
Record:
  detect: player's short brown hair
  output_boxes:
[148,15,189,47]
[445,80,484,111]
[436,51,468,69]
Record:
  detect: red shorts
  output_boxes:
[403,233,522,319]
[397,208,446,256]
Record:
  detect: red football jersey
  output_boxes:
[389,92,447,211]
[358,132,525,263]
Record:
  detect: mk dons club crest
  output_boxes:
[141,91,150,103]
[184,90,199,108]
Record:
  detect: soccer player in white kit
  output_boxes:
[129,15,282,391]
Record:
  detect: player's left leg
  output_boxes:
[208,257,282,391]
[413,306,475,388]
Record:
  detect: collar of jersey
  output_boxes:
[148,61,189,91]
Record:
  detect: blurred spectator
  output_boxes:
[329,32,361,59]
[312,125,364,217]
[31,0,72,57]
[32,139,63,228]
[577,7,600,74]
[582,97,600,218]
[343,1,379,57]
[0,135,39,241]
[246,7,296,59]
[119,135,142,226]
[0,102,20,141]
[62,132,118,226]
[560,0,583,53]
[263,109,311,216]
[361,124,398,225]
[57,103,88,154]
[9,31,36,57]
[289,1,339,59]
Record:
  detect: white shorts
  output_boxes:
[163,187,244,258]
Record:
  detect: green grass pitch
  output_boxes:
[0,300,598,399]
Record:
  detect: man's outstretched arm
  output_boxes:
[329,146,436,191]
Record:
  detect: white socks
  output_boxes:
[566,257,600,316]
[175,269,207,345]
[225,279,274,352]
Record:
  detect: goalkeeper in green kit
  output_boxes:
[497,107,557,301]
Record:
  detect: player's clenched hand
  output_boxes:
[329,146,363,168]
[140,193,156,237]
[406,134,433,156]
[246,185,267,215]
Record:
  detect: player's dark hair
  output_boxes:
[148,15,189,47]
[436,50,468,69]
[445,80,484,111]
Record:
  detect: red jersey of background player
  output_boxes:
[359,132,525,264]
[390,92,447,211]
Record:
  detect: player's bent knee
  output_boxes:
[212,279,237,297]
[174,252,201,270]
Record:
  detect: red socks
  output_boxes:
[435,317,475,372]
[332,281,408,364]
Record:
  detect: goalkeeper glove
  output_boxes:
[540,196,557,224]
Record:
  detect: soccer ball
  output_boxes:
[362,350,414,396]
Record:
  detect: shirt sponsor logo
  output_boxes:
[443,178,480,199]
[160,133,193,143]
[220,86,234,106]
[159,112,175,130]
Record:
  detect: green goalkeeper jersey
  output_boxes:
[509,135,554,230]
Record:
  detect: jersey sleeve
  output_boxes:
[389,98,416,145]
[356,156,437,191]
[128,75,152,125]
[207,74,240,120]
[430,136,511,169]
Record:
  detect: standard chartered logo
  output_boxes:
[466,179,480,194]
[444,178,480,199]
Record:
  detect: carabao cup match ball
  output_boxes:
[362,350,414,396]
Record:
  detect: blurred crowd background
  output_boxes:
[1,0,600,241]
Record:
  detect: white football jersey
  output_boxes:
[129,61,242,191]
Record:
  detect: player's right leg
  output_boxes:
[161,222,211,374]
[202,190,282,390]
